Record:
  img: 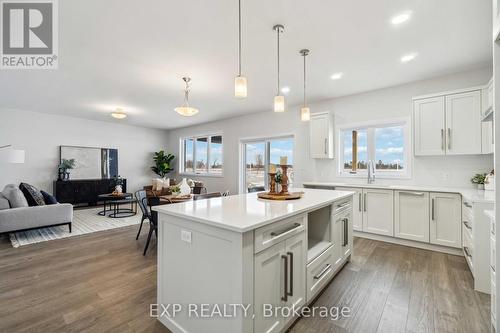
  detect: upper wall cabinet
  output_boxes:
[310,112,334,159]
[413,89,482,156]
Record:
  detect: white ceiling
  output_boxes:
[0,0,492,129]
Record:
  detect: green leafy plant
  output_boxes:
[58,158,75,172]
[275,170,283,184]
[113,175,123,186]
[171,185,181,194]
[471,173,487,185]
[151,151,175,178]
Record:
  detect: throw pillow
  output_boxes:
[0,193,10,210]
[19,183,46,206]
[41,190,58,205]
[1,184,28,208]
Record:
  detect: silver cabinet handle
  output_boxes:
[358,193,361,212]
[447,128,451,150]
[404,191,425,196]
[343,218,349,247]
[463,202,472,208]
[286,252,293,297]
[364,193,367,212]
[281,255,288,302]
[431,198,435,220]
[441,129,445,150]
[313,264,331,280]
[463,246,472,258]
[270,222,301,238]
[324,138,327,155]
[463,221,472,230]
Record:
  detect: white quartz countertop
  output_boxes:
[302,182,495,204]
[153,188,354,233]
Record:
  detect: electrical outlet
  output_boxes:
[181,230,192,243]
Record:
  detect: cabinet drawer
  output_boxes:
[306,244,335,302]
[492,235,496,273]
[463,229,473,272]
[462,220,473,242]
[333,199,351,214]
[254,214,306,254]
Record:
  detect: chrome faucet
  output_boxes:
[367,160,376,184]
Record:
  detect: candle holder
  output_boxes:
[268,173,277,194]
[280,165,289,194]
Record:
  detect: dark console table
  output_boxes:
[54,179,127,206]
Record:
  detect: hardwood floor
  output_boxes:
[0,228,490,333]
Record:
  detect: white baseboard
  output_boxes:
[353,231,463,256]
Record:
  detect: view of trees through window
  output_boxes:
[182,135,223,174]
[342,123,406,174]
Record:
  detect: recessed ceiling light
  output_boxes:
[281,86,290,94]
[111,108,127,119]
[330,72,343,80]
[401,53,417,63]
[391,11,411,25]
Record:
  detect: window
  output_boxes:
[181,134,223,175]
[241,136,294,192]
[339,120,410,177]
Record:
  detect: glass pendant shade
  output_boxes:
[174,105,199,117]
[300,107,310,121]
[274,95,285,112]
[234,76,247,98]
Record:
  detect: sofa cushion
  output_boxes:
[1,184,28,208]
[41,190,58,205]
[19,183,45,206]
[0,193,10,210]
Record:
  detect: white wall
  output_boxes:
[167,67,494,194]
[0,109,168,194]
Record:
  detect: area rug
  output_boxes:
[9,207,142,248]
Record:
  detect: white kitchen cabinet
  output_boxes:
[341,209,353,259]
[482,120,494,154]
[254,230,307,333]
[445,91,482,155]
[363,189,394,236]
[483,78,494,117]
[310,112,334,159]
[394,191,430,242]
[414,96,446,156]
[430,192,462,248]
[335,186,362,231]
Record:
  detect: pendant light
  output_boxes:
[234,0,247,98]
[111,107,127,119]
[300,49,310,121]
[273,24,285,112]
[174,77,199,117]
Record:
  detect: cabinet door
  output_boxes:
[341,211,353,259]
[430,192,462,248]
[335,187,362,231]
[414,97,446,156]
[254,242,286,333]
[310,113,333,159]
[362,189,394,236]
[394,191,430,242]
[284,232,306,311]
[482,121,494,154]
[445,91,482,155]
[332,213,344,268]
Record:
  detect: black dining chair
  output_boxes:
[143,196,163,256]
[135,190,151,240]
[193,192,222,201]
[248,186,265,193]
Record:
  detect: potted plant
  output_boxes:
[471,173,487,190]
[58,159,75,181]
[151,151,175,179]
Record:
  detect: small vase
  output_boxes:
[115,185,123,194]
[179,178,191,196]
[477,184,485,190]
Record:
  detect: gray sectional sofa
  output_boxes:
[0,184,73,234]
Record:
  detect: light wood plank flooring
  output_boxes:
[0,226,490,333]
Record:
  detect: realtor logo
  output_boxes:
[1,0,58,69]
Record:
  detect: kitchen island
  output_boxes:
[153,188,354,333]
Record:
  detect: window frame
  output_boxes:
[337,118,412,179]
[179,132,224,177]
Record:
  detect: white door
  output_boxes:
[335,187,362,231]
[430,192,462,248]
[445,91,482,155]
[394,191,430,242]
[363,189,394,236]
[284,232,306,313]
[254,242,285,333]
[413,97,446,156]
[310,114,329,158]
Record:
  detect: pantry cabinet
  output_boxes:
[310,112,334,159]
[394,191,430,242]
[362,189,394,236]
[430,192,462,248]
[413,89,482,156]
